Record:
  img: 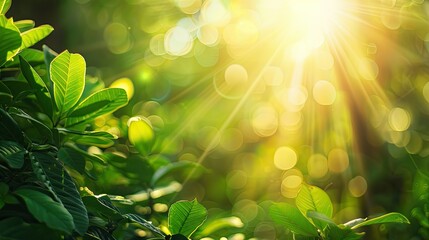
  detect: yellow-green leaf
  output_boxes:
[0,0,11,15]
[351,212,410,229]
[128,116,154,156]
[296,185,333,229]
[20,24,53,50]
[269,203,318,237]
[14,19,35,32]
[50,50,86,116]
[65,88,127,127]
[169,199,208,238]
[0,15,21,66]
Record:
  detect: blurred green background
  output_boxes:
[9,0,429,239]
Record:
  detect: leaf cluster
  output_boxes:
[269,184,410,240]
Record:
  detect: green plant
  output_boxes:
[0,1,242,239]
[0,0,133,238]
[269,184,410,239]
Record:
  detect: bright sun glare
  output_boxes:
[289,0,343,32]
[113,0,423,209]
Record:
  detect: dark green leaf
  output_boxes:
[66,88,128,127]
[0,15,22,66]
[82,194,123,221]
[0,81,12,104]
[293,236,318,240]
[0,107,24,145]
[1,79,31,98]
[0,108,25,144]
[15,187,74,234]
[58,147,85,174]
[0,182,8,196]
[324,225,364,240]
[0,217,61,239]
[168,199,207,238]
[20,24,53,50]
[50,50,86,116]
[8,107,53,143]
[269,202,318,237]
[0,140,25,169]
[0,182,8,209]
[0,0,11,15]
[14,19,35,32]
[42,44,57,83]
[170,234,188,240]
[84,226,117,240]
[32,152,89,235]
[351,212,410,229]
[20,56,53,117]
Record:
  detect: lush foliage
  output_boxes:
[270,185,409,240]
[0,1,241,239]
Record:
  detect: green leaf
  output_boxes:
[307,210,336,226]
[14,19,35,32]
[82,195,123,221]
[58,128,117,139]
[324,225,363,240]
[43,44,57,80]
[66,88,128,127]
[0,182,8,209]
[59,128,117,147]
[74,136,115,148]
[168,199,208,238]
[15,188,75,234]
[0,16,21,67]
[0,140,26,169]
[58,147,86,174]
[170,234,188,240]
[4,48,44,67]
[20,24,53,50]
[0,81,12,104]
[50,50,86,116]
[351,212,410,229]
[1,79,31,99]
[0,217,61,240]
[123,213,166,237]
[0,0,10,15]
[269,203,318,237]
[296,185,333,229]
[20,56,53,117]
[8,107,53,143]
[0,108,24,144]
[84,226,116,240]
[31,152,89,235]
